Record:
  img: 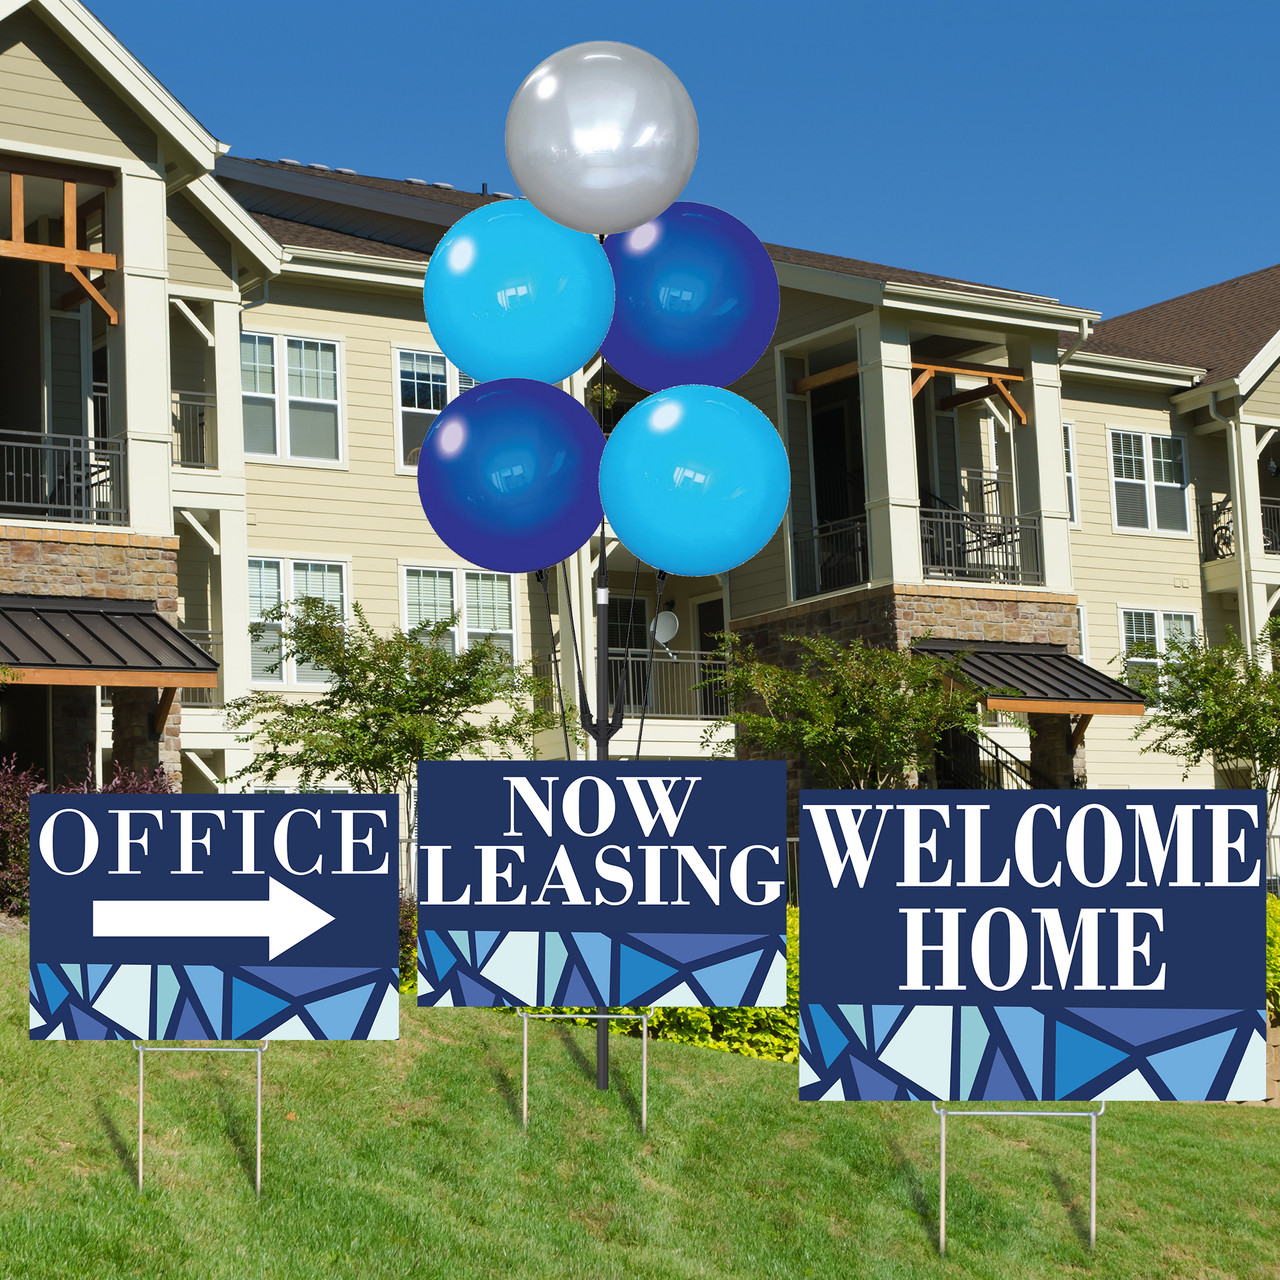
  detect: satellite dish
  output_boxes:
[652,611,679,645]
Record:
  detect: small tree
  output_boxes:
[1128,618,1280,831]
[700,632,985,789]
[225,598,563,837]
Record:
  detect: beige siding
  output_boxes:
[0,11,155,162]
[1244,358,1280,420]
[240,278,534,663]
[1063,378,1234,789]
[167,192,234,291]
[729,287,865,621]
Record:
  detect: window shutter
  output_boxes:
[465,572,514,655]
[1063,424,1077,523]
[248,559,283,681]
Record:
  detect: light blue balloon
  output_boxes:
[423,200,615,384]
[598,385,791,577]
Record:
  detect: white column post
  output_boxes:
[1007,335,1073,591]
[857,312,922,584]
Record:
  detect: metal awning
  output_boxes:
[0,595,218,688]
[912,639,1144,716]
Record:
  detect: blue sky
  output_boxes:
[90,0,1280,319]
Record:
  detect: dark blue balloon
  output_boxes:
[417,379,604,573]
[602,202,780,392]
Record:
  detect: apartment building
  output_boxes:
[1,0,1276,855]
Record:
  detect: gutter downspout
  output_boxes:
[1059,317,1091,367]
[1209,389,1254,654]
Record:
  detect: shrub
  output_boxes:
[1267,893,1279,1026]
[399,895,417,992]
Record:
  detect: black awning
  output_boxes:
[912,639,1144,715]
[0,595,218,687]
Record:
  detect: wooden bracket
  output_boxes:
[990,377,1027,425]
[61,263,117,324]
[1070,714,1093,752]
[937,376,1027,424]
[153,685,178,736]
[910,366,934,399]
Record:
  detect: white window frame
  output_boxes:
[241,329,347,468]
[1118,605,1198,703]
[1106,427,1191,538]
[248,555,350,687]
[1063,421,1079,527]
[401,564,517,661]
[393,347,476,476]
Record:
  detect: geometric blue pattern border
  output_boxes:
[29,962,400,1040]
[799,1004,1267,1102]
[418,930,786,1008]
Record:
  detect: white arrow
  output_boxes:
[92,878,336,961]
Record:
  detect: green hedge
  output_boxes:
[1267,893,1279,1026]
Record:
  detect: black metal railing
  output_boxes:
[532,649,728,720]
[91,381,108,438]
[920,508,1042,585]
[792,514,870,599]
[172,391,217,468]
[1263,498,1280,553]
[935,728,1056,790]
[179,630,222,707]
[1198,497,1280,560]
[0,429,127,525]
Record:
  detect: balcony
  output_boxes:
[793,515,870,600]
[920,508,1042,585]
[172,391,217,469]
[0,429,127,526]
[179,630,223,707]
[534,648,728,721]
[1198,497,1280,562]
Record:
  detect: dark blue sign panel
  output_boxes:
[29,795,399,1041]
[798,790,1268,1102]
[417,761,787,1007]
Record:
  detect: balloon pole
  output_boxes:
[594,515,611,1090]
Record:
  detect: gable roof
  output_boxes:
[250,211,430,264]
[1079,262,1280,387]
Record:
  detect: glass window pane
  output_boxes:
[469,630,513,658]
[248,559,283,683]
[1151,436,1185,486]
[1114,481,1149,529]
[400,351,447,411]
[240,335,274,394]
[1123,610,1157,655]
[1163,612,1196,646]
[243,397,276,454]
[1154,484,1188,531]
[401,408,435,465]
[465,572,513,632]
[293,562,343,685]
[1111,432,1145,481]
[287,339,338,400]
[250,623,283,681]
[289,402,339,459]
[455,369,477,397]
[406,568,454,627]
[607,597,648,650]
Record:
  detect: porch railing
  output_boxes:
[920,508,1042,585]
[533,649,728,721]
[172,391,217,468]
[935,728,1055,791]
[959,467,1014,516]
[792,514,870,599]
[179,630,222,707]
[1197,497,1280,561]
[0,428,127,526]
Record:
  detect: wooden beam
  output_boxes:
[938,382,1002,412]
[153,685,178,735]
[910,366,934,399]
[985,696,1145,716]
[912,359,1025,382]
[991,377,1027,426]
[0,239,116,269]
[0,153,116,188]
[1071,713,1093,751]
[62,179,76,252]
[7,667,217,688]
[8,172,22,244]
[63,264,117,325]
[793,360,859,394]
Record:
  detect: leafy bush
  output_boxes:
[1267,893,1279,1026]
[399,895,417,992]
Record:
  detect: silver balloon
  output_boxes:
[505,41,698,235]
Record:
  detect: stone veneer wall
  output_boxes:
[0,528,182,775]
[731,584,1083,829]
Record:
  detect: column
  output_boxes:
[1007,335,1073,592]
[857,313,922,584]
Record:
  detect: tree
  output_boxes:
[700,632,985,789]
[1128,618,1280,831]
[225,598,564,837]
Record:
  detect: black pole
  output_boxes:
[594,516,610,1090]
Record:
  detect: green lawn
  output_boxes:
[2,917,1278,1279]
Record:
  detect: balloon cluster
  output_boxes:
[418,41,788,579]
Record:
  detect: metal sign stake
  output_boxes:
[134,1040,269,1194]
[520,1009,652,1132]
[932,1100,1104,1255]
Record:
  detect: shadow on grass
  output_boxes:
[1040,1149,1091,1248]
[476,1035,521,1122]
[203,1058,257,1192]
[878,1117,938,1246]
[550,1024,643,1130]
[93,1097,136,1184]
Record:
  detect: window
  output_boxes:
[242,333,342,462]
[404,567,514,658]
[1063,423,1078,524]
[607,597,649,650]
[396,349,476,468]
[1110,430,1188,533]
[248,557,347,685]
[1122,608,1195,694]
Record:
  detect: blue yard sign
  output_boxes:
[798,790,1268,1102]
[417,761,787,1008]
[29,795,400,1041]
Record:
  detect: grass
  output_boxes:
[1,916,1278,1279]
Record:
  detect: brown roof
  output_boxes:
[249,212,430,264]
[1076,262,1280,381]
[229,156,498,212]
